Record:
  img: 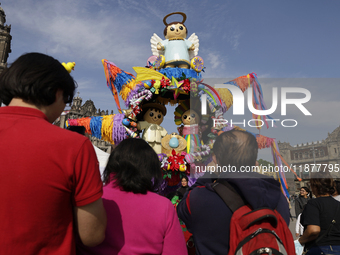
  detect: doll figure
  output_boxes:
[161,132,187,156]
[151,12,199,69]
[137,103,167,154]
[174,101,201,154]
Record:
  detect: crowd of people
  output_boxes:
[1,52,340,255]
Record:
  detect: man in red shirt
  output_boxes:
[0,53,107,255]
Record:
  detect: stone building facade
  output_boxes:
[278,126,340,191]
[0,3,11,75]
[0,3,12,105]
[56,94,114,154]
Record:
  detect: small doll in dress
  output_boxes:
[174,100,201,154]
[161,132,187,156]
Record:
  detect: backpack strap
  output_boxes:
[211,180,246,212]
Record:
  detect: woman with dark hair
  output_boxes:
[298,173,340,254]
[77,138,187,255]
[295,186,311,217]
[176,176,189,199]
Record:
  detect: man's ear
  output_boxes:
[55,89,64,103]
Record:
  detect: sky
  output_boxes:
[2,0,340,162]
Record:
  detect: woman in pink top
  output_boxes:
[77,138,187,255]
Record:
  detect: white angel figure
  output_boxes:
[150,12,199,69]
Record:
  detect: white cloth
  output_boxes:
[139,121,167,154]
[295,213,304,236]
[93,145,109,181]
[333,195,340,202]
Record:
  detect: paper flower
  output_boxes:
[168,149,185,171]
[181,79,190,93]
[160,76,170,88]
[193,57,204,72]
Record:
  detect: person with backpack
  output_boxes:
[177,130,294,255]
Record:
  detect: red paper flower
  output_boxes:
[181,79,190,93]
[168,149,185,171]
[160,77,170,88]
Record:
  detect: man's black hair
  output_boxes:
[0,52,76,106]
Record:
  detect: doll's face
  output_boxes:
[170,132,180,138]
[181,109,199,125]
[165,23,187,39]
[143,108,164,125]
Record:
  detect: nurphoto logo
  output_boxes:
[200,85,312,128]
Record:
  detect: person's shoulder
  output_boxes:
[308,196,335,206]
[189,184,214,200]
[306,197,317,204]
[296,196,304,202]
[322,196,340,204]
[48,125,88,143]
[145,192,179,214]
[43,125,93,154]
[147,191,174,205]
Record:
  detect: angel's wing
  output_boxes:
[150,33,164,56]
[188,33,199,59]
